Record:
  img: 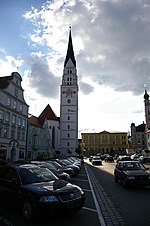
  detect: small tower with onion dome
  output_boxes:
[144,85,150,131]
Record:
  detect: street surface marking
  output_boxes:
[85,165,106,226]
[83,207,97,212]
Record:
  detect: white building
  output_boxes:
[38,104,60,157]
[27,104,60,159]
[130,122,147,151]
[60,28,78,156]
[0,72,28,162]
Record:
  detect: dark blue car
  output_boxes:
[0,164,85,222]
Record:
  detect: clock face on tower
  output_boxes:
[66,88,73,97]
[63,88,77,97]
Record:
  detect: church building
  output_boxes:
[60,28,78,156]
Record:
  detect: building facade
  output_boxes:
[38,104,60,157]
[130,122,147,151]
[60,28,78,156]
[0,72,28,162]
[27,104,60,159]
[81,130,128,156]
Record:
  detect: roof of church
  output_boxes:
[64,28,76,67]
[136,123,146,132]
[38,104,58,125]
[28,114,43,127]
[29,104,59,127]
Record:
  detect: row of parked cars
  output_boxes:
[0,156,85,222]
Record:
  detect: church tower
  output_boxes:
[144,86,150,130]
[60,28,78,156]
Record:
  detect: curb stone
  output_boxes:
[85,163,127,226]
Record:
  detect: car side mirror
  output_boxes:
[118,166,123,170]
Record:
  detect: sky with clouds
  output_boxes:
[0,0,150,135]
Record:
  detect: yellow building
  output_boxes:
[81,130,128,156]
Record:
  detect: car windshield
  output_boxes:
[123,162,145,171]
[49,161,62,169]
[93,156,101,160]
[46,162,58,170]
[19,166,57,184]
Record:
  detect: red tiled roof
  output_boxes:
[38,104,58,125]
[28,114,42,127]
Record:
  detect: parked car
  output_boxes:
[49,160,75,177]
[0,158,8,166]
[0,164,85,222]
[142,157,150,164]
[66,157,82,169]
[89,156,93,162]
[91,156,102,166]
[114,161,150,188]
[54,159,80,176]
[31,161,71,181]
[131,154,143,161]
[116,155,131,163]
[105,155,114,162]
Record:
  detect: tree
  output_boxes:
[75,144,82,155]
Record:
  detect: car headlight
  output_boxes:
[127,176,135,180]
[40,195,58,202]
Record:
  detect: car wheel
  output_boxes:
[22,199,36,222]
[122,179,128,188]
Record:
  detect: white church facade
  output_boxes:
[60,28,78,156]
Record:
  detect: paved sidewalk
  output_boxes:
[85,163,127,226]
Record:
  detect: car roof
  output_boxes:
[11,163,41,169]
[118,160,139,164]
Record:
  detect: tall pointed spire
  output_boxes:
[64,26,76,67]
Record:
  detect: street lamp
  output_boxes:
[78,128,90,139]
